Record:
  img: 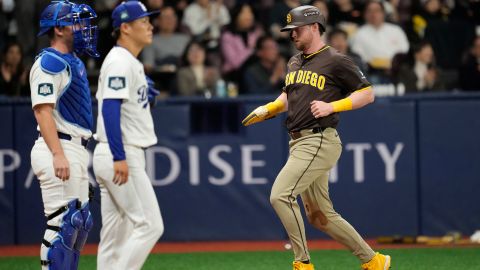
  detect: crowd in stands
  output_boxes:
[1,0,480,98]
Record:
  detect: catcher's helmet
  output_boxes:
[281,5,326,32]
[38,0,99,57]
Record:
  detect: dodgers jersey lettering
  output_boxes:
[30,48,93,139]
[283,46,370,131]
[96,46,157,148]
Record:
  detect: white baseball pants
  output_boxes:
[93,142,164,270]
[31,138,90,270]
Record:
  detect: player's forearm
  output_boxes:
[34,105,64,156]
[276,92,288,112]
[102,99,126,161]
[331,86,374,112]
[350,86,374,109]
[242,93,287,126]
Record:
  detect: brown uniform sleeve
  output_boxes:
[334,55,371,96]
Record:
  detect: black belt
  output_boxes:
[39,132,89,148]
[289,127,328,140]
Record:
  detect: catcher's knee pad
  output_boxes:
[41,199,83,269]
[71,202,93,269]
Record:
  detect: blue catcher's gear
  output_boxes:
[41,199,83,269]
[38,0,99,57]
[40,52,68,74]
[71,202,93,269]
[38,48,93,131]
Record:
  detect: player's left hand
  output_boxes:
[310,100,334,118]
[146,75,160,102]
[113,160,129,185]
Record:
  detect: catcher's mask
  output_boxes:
[38,0,99,57]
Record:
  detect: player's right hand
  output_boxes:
[53,153,70,181]
[242,105,269,126]
[113,160,129,185]
[242,99,285,126]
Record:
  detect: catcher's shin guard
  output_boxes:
[71,202,93,269]
[41,199,82,270]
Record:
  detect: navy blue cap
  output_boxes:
[112,1,160,29]
[38,1,75,36]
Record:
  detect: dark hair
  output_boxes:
[3,41,22,56]
[111,28,121,41]
[179,40,207,67]
[255,35,274,51]
[399,40,433,67]
[227,3,256,33]
[326,28,348,42]
[1,41,25,75]
[364,0,385,13]
[317,23,325,36]
[47,28,55,39]
[412,40,432,54]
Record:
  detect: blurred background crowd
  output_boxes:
[1,0,480,99]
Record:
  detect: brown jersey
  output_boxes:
[283,46,370,131]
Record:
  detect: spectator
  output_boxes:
[177,41,219,96]
[90,0,117,70]
[146,0,164,10]
[220,3,263,83]
[459,36,480,91]
[350,0,409,84]
[405,0,475,89]
[268,0,301,57]
[382,0,402,23]
[243,36,285,94]
[182,0,230,50]
[165,0,188,20]
[328,0,363,25]
[312,0,330,24]
[311,0,332,41]
[0,0,15,51]
[410,0,445,42]
[327,28,367,73]
[389,0,412,24]
[143,6,190,72]
[269,0,300,36]
[0,41,29,97]
[396,41,445,93]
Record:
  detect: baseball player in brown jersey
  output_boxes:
[242,5,391,270]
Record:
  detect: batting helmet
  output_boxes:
[38,0,99,57]
[281,5,326,32]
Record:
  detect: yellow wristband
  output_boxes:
[331,97,353,112]
[265,99,285,115]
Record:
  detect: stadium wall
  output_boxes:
[0,93,479,244]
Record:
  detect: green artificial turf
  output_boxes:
[1,247,479,270]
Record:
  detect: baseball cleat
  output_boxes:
[361,252,391,270]
[293,261,315,270]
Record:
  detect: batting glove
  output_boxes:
[146,75,160,102]
[242,99,285,126]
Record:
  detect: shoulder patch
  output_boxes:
[38,83,54,96]
[40,52,68,75]
[108,76,126,90]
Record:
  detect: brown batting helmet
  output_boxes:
[281,5,326,32]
